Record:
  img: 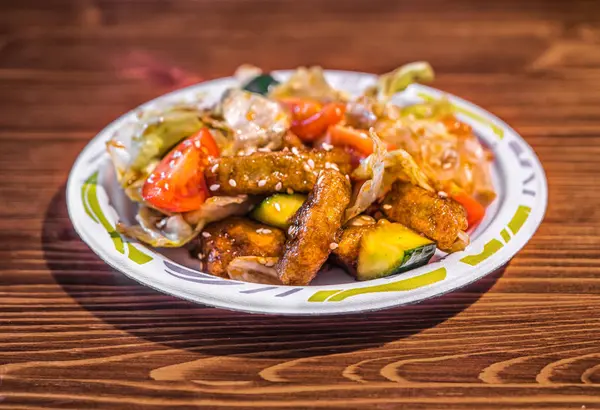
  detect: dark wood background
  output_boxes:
[2,0,600,408]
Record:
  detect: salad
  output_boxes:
[107,62,496,286]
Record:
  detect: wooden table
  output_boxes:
[2,0,600,408]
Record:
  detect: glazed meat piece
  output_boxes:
[200,217,286,278]
[204,148,352,196]
[381,181,468,251]
[330,225,376,276]
[275,170,351,285]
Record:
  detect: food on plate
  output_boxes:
[275,169,351,285]
[251,193,306,229]
[108,62,496,285]
[204,148,352,196]
[199,217,286,278]
[381,181,468,252]
[332,221,436,281]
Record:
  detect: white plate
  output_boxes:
[66,70,547,315]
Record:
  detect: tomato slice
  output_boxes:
[291,102,346,142]
[142,128,219,213]
[279,98,322,121]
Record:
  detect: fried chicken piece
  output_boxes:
[381,181,467,251]
[200,217,286,278]
[330,225,376,276]
[275,170,351,285]
[204,148,352,196]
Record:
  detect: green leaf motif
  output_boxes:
[308,268,446,303]
[460,239,504,267]
[81,171,152,265]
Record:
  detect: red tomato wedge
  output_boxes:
[142,128,219,213]
[279,98,322,122]
[280,98,346,142]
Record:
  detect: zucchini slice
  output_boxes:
[251,194,306,229]
[356,223,436,281]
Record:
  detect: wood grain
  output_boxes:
[2,0,600,408]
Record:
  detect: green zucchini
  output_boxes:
[356,223,436,281]
[242,74,280,95]
[251,194,306,229]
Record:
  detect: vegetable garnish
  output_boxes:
[142,128,219,213]
[284,100,346,142]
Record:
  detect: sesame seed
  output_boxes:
[211,163,219,173]
[197,253,204,259]
[275,182,283,191]
[173,151,182,159]
[288,225,297,236]
[287,188,294,195]
[282,147,290,152]
[164,182,169,190]
[202,231,211,238]
[307,158,315,168]
[274,203,281,212]
[169,159,176,168]
[209,184,220,191]
[265,260,276,267]
[383,204,392,210]
[258,179,267,187]
[322,142,334,151]
[194,140,201,148]
[345,175,351,182]
[325,162,332,169]
[330,163,340,171]
[229,179,237,187]
[438,191,448,198]
[262,228,272,234]
[258,147,271,152]
[329,242,339,250]
[291,147,300,156]
[303,163,312,172]
[247,147,256,155]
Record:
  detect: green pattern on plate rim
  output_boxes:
[82,172,153,265]
[460,205,531,267]
[309,268,447,302]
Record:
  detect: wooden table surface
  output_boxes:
[2,0,600,408]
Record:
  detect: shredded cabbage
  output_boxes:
[221,89,289,152]
[365,61,434,100]
[227,256,282,284]
[346,130,434,221]
[269,66,348,101]
[344,130,387,221]
[117,196,254,247]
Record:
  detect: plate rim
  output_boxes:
[66,70,548,316]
